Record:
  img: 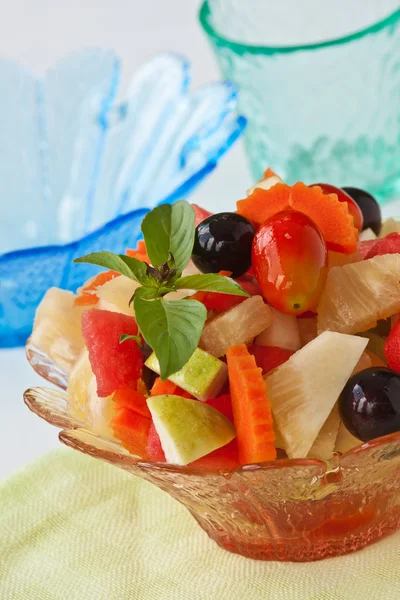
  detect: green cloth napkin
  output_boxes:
[1,449,400,600]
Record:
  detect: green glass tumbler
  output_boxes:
[200,1,400,203]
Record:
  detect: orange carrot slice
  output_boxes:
[236,183,291,225]
[290,182,358,254]
[226,344,276,465]
[237,181,358,254]
[126,240,150,263]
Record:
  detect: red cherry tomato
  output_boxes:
[310,183,363,231]
[252,210,328,315]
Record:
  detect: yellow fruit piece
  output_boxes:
[380,218,400,238]
[96,275,138,315]
[68,349,114,436]
[31,287,86,374]
[317,254,400,335]
[199,296,273,357]
[328,249,360,269]
[335,422,361,454]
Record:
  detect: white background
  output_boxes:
[0,0,398,479]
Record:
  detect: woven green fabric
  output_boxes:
[1,449,400,600]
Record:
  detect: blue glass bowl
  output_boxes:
[0,49,245,347]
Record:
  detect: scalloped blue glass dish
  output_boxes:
[0,49,245,347]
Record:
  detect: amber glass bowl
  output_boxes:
[24,341,400,562]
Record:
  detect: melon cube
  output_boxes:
[145,348,227,401]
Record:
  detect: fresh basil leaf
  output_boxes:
[176,274,249,296]
[74,251,148,284]
[134,296,207,380]
[120,333,142,346]
[141,201,195,271]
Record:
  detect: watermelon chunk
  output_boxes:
[82,309,143,397]
[384,319,400,371]
[365,233,400,260]
[206,393,234,422]
[248,344,293,375]
[193,204,212,226]
[359,240,378,260]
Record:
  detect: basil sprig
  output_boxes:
[74,201,249,379]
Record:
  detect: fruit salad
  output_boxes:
[30,169,400,468]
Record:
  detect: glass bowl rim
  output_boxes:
[23,378,400,478]
[199,0,400,55]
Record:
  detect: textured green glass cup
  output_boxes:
[200,1,400,203]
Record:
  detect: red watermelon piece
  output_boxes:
[248,344,293,375]
[193,204,212,227]
[111,407,150,459]
[206,393,234,422]
[359,240,378,259]
[384,319,400,372]
[364,233,400,260]
[82,309,143,397]
[147,422,166,462]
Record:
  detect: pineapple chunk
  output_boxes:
[317,254,400,335]
[380,218,400,238]
[307,404,340,461]
[68,349,114,436]
[335,421,361,454]
[96,275,138,315]
[199,296,273,357]
[31,287,85,373]
[264,332,367,459]
[328,249,360,269]
[256,308,301,352]
[145,348,227,401]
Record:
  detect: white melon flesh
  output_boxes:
[199,295,273,357]
[256,307,301,352]
[307,404,340,461]
[68,349,114,436]
[317,254,400,335]
[147,394,235,466]
[145,348,227,401]
[31,287,85,373]
[264,332,368,459]
[335,421,361,454]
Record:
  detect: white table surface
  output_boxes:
[1,0,400,480]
